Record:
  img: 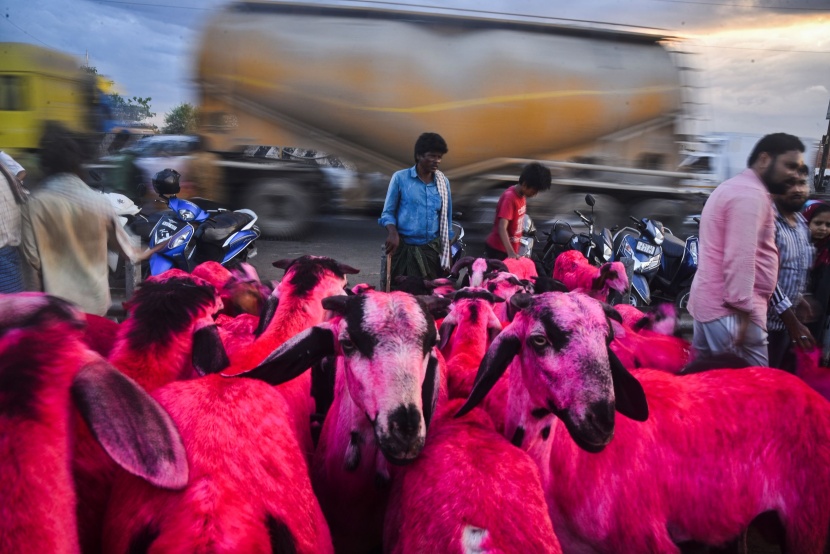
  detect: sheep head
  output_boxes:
[237,290,451,465]
[457,291,648,453]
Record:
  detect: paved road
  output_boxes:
[247,214,489,289]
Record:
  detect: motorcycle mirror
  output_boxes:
[585,194,595,207]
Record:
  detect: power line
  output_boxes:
[2,13,56,49]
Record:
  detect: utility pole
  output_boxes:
[817,98,830,194]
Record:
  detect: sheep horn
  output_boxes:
[232,326,336,385]
[254,294,280,337]
[449,256,476,278]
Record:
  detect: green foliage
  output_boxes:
[162,102,198,135]
[108,93,156,123]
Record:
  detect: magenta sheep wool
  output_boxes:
[461,291,830,553]
[384,399,562,554]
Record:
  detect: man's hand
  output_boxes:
[385,226,400,256]
[507,251,521,260]
[734,310,751,348]
[781,307,816,350]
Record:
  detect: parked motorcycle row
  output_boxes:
[528,194,699,310]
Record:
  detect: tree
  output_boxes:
[162,102,198,134]
[108,93,155,123]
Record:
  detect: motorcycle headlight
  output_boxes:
[168,227,193,249]
[177,208,196,222]
[604,243,613,261]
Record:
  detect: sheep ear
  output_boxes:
[455,331,522,417]
[192,324,230,376]
[336,262,361,275]
[438,320,456,351]
[507,292,533,321]
[272,258,297,270]
[71,360,188,490]
[422,354,440,429]
[233,325,336,385]
[418,295,452,319]
[322,295,350,314]
[608,347,649,422]
[254,295,280,337]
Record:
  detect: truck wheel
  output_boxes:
[245,179,312,239]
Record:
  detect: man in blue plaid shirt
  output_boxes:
[767,165,816,371]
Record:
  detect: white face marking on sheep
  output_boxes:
[335,291,438,464]
[509,293,616,451]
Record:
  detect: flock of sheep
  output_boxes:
[1,251,829,554]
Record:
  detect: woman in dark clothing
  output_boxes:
[805,201,830,365]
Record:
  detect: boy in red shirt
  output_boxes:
[484,162,551,260]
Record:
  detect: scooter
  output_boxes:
[142,169,261,276]
[650,222,699,310]
[538,194,614,276]
[611,216,665,307]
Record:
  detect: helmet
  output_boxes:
[152,168,181,195]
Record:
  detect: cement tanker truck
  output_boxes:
[195,1,710,237]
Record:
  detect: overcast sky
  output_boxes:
[3,0,830,142]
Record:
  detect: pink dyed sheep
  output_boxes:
[237,290,451,553]
[503,256,538,280]
[438,288,508,432]
[608,319,692,374]
[101,373,333,554]
[108,269,227,392]
[384,399,562,554]
[795,347,830,402]
[552,250,628,301]
[459,292,830,553]
[450,256,508,287]
[483,271,532,323]
[192,260,270,316]
[0,293,188,554]
[615,302,678,335]
[222,255,359,373]
[75,269,226,553]
[82,313,120,358]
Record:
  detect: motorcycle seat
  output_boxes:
[551,221,575,245]
[661,233,687,259]
[200,211,256,242]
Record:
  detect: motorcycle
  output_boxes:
[538,194,614,276]
[516,214,536,259]
[611,216,666,307]
[650,222,699,310]
[141,169,261,276]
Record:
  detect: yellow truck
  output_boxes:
[195,1,710,237]
[0,43,107,152]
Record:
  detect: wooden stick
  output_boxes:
[385,253,392,292]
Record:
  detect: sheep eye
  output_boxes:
[530,335,549,348]
[340,339,356,354]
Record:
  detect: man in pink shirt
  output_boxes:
[689,133,805,366]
